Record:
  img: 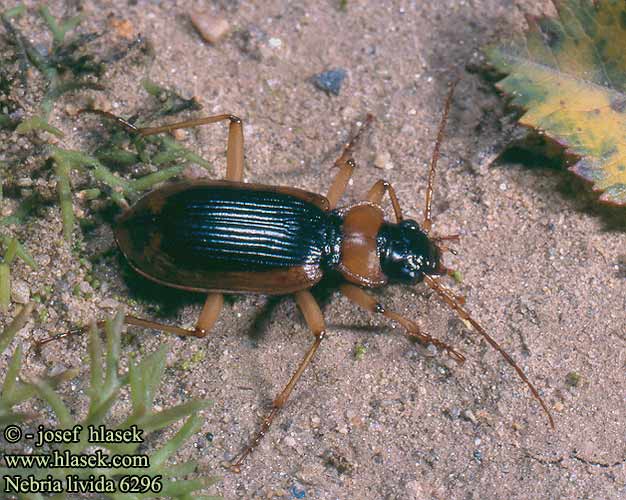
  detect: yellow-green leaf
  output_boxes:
[487,0,626,205]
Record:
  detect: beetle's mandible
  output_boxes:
[39,83,554,471]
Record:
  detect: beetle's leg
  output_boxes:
[422,80,457,234]
[366,180,403,223]
[229,290,326,472]
[423,275,555,429]
[136,114,245,182]
[32,300,224,352]
[81,110,245,182]
[34,316,199,351]
[326,114,374,209]
[339,283,466,364]
[194,292,224,337]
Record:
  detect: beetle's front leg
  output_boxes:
[229,290,326,472]
[339,283,465,364]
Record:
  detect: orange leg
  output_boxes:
[37,111,248,349]
[34,293,225,351]
[339,283,465,364]
[366,179,403,223]
[229,290,326,471]
[80,110,245,182]
[139,114,248,323]
[326,114,374,209]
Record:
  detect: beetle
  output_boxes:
[39,84,554,470]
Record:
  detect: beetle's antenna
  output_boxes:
[422,80,458,234]
[423,275,555,429]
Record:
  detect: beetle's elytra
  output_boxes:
[42,85,554,471]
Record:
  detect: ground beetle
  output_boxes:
[40,84,554,470]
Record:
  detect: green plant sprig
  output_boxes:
[0,310,219,499]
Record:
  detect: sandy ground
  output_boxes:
[1,1,625,499]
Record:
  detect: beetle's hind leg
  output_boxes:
[80,110,245,182]
[194,292,224,337]
[136,114,245,182]
[229,290,326,471]
[339,283,466,364]
[32,293,224,352]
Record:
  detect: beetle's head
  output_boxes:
[378,219,442,284]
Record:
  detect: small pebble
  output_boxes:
[64,103,79,116]
[554,401,564,412]
[190,11,230,44]
[374,151,393,170]
[49,364,68,377]
[11,279,30,304]
[171,128,186,141]
[283,435,297,448]
[448,407,461,420]
[183,164,210,180]
[268,37,282,48]
[91,95,112,113]
[108,17,134,40]
[291,485,306,498]
[407,480,425,499]
[312,69,347,96]
[462,409,477,424]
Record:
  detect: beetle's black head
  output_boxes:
[378,219,441,284]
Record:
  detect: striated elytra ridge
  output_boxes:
[125,185,344,273]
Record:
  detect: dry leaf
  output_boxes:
[487,0,626,205]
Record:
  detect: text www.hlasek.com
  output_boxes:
[3,424,161,495]
[4,449,149,469]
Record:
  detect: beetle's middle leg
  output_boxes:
[366,179,403,223]
[229,290,326,471]
[326,114,374,209]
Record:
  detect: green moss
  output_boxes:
[180,350,207,370]
[450,270,463,284]
[0,310,219,499]
[354,342,367,361]
[565,371,582,387]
